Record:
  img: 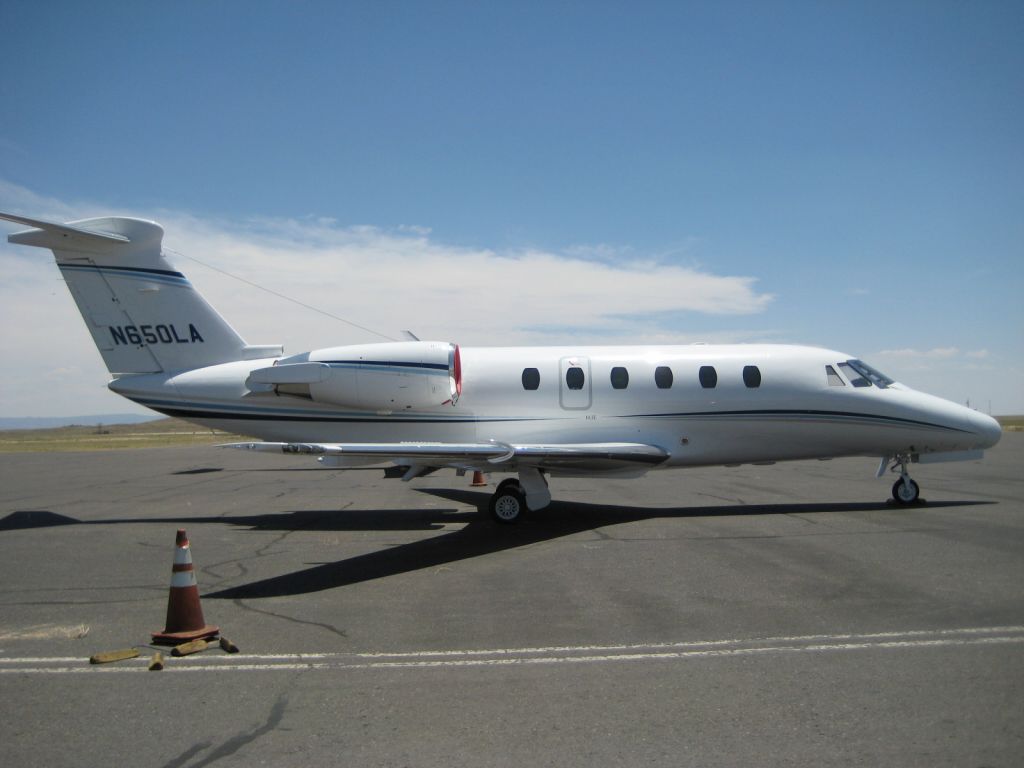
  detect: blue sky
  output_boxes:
[1,1,1022,416]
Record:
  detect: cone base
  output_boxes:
[151,624,219,645]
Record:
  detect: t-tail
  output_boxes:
[1,212,280,374]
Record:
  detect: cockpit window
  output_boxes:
[837,359,894,389]
[846,359,894,388]
[825,365,845,386]
[837,362,870,387]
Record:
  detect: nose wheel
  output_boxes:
[888,455,922,505]
[892,476,920,504]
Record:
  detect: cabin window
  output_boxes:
[743,365,761,388]
[565,366,585,390]
[699,366,717,389]
[655,366,673,389]
[610,366,629,389]
[522,368,540,390]
[826,365,845,386]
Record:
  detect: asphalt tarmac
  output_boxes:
[1,434,1022,767]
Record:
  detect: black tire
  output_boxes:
[495,477,523,494]
[489,487,526,524]
[892,477,920,505]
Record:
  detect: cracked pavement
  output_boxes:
[1,437,1022,766]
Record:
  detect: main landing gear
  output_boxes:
[489,478,527,524]
[887,454,921,505]
[486,469,551,524]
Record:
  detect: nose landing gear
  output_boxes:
[887,454,921,505]
[892,475,921,504]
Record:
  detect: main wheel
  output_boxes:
[489,486,527,524]
[892,477,920,505]
[495,477,523,494]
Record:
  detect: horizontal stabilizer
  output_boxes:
[3,210,262,374]
[2,211,131,249]
[222,441,513,463]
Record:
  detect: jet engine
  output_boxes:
[246,341,462,411]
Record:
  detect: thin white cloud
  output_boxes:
[99,206,776,351]
[0,181,775,415]
[878,347,960,359]
[3,182,1022,416]
[0,179,91,221]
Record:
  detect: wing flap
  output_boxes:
[220,440,668,471]
[222,441,514,464]
[511,443,668,467]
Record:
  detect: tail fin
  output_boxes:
[2,212,280,374]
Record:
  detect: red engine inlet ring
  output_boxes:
[453,344,463,396]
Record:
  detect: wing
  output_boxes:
[221,440,668,475]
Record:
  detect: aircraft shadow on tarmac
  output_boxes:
[1,492,993,599]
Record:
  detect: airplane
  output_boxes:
[1,211,1003,523]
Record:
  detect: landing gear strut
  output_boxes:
[888,455,921,505]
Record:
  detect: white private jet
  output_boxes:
[2,212,1002,523]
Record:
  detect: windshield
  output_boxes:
[838,359,894,389]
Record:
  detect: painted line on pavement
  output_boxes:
[2,626,1022,675]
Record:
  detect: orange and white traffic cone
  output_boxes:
[471,470,487,487]
[152,529,219,645]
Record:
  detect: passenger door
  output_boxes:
[559,356,592,410]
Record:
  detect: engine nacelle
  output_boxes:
[247,341,462,411]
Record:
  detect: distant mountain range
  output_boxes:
[0,414,161,430]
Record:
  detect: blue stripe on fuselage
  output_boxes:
[58,263,190,287]
[320,360,450,374]
[621,409,972,434]
[123,396,969,433]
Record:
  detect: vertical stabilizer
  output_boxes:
[3,212,251,374]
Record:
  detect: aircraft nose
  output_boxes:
[968,410,1002,449]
